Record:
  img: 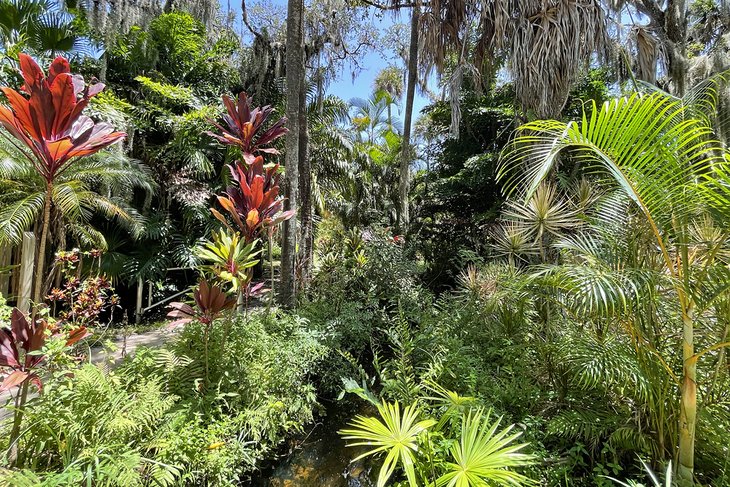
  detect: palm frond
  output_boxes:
[340,401,436,487]
[0,191,44,244]
[436,408,534,487]
[499,92,729,260]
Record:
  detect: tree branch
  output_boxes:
[241,0,263,39]
[354,0,417,11]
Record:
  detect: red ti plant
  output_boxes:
[206,92,288,165]
[212,155,295,243]
[0,54,126,305]
[167,279,236,329]
[167,279,236,383]
[1,307,90,460]
[1,309,46,392]
[208,92,294,308]
[0,308,90,392]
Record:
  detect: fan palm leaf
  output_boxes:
[339,400,436,487]
[436,408,534,487]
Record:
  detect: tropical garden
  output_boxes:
[0,0,729,485]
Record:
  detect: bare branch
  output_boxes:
[241,0,263,39]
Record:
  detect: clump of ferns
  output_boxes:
[15,364,181,486]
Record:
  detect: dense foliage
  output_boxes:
[0,0,729,485]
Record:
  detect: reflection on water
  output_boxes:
[259,407,375,487]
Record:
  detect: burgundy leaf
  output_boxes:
[0,370,29,391]
[0,53,126,184]
[0,328,20,368]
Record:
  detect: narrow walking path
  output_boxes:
[91,328,173,364]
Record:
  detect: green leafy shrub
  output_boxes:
[308,219,429,315]
[3,364,180,486]
[1,310,326,486]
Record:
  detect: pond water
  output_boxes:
[252,406,375,487]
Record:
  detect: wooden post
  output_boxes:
[17,232,35,313]
[0,244,10,297]
[135,277,143,324]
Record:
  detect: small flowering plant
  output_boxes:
[47,249,119,329]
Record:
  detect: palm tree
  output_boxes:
[340,401,534,487]
[398,5,418,230]
[499,90,730,482]
[0,0,88,62]
[307,95,355,214]
[0,141,152,293]
[281,0,304,307]
[350,92,401,145]
[374,65,403,128]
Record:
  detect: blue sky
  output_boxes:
[224,0,431,121]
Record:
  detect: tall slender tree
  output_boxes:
[298,72,312,284]
[398,4,419,230]
[281,0,304,306]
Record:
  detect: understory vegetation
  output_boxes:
[0,0,729,485]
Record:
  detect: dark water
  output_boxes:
[254,407,375,487]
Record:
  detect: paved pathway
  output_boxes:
[1,328,174,418]
[91,328,173,363]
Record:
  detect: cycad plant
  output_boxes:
[499,90,730,482]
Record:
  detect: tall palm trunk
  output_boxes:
[398,4,419,231]
[298,70,313,283]
[678,302,696,483]
[32,182,53,306]
[281,0,304,307]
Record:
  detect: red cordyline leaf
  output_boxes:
[64,326,91,347]
[0,54,126,183]
[206,93,292,241]
[206,92,288,164]
[0,307,91,392]
[1,370,30,391]
[211,156,294,242]
[0,308,45,391]
[245,281,269,299]
[167,280,236,328]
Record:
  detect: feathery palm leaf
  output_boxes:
[0,136,151,246]
[499,92,729,270]
[499,89,730,481]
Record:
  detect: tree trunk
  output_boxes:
[280,0,304,307]
[677,306,696,484]
[298,71,313,284]
[32,183,53,308]
[664,0,687,96]
[398,5,419,231]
